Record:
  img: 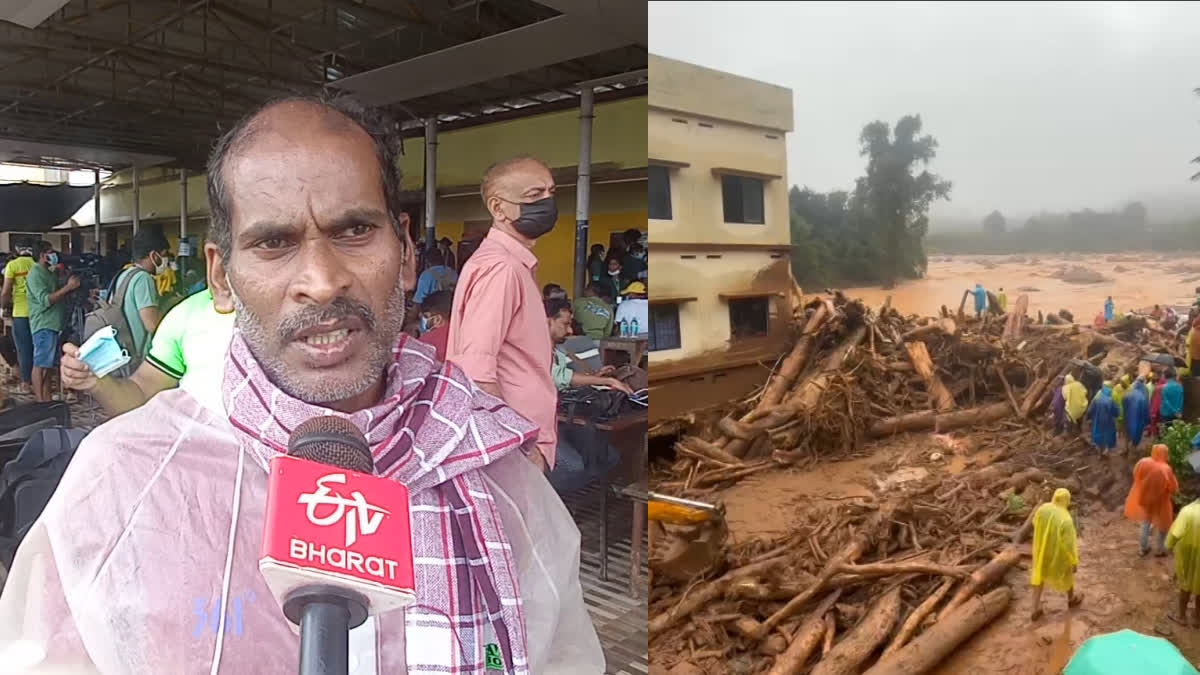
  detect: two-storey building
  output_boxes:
[648,54,795,422]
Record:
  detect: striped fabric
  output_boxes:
[222,331,537,674]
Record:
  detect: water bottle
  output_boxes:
[620,319,629,337]
[631,318,639,336]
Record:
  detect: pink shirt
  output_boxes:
[449,228,557,465]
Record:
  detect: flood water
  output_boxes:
[843,252,1200,321]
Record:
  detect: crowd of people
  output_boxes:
[1029,444,1200,627]
[0,96,649,672]
[0,228,180,403]
[960,282,1200,627]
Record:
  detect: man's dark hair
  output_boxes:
[35,240,53,257]
[439,237,452,247]
[426,247,445,267]
[590,244,604,255]
[543,283,566,300]
[206,93,405,261]
[585,281,606,296]
[131,227,169,260]
[545,297,572,319]
[1166,367,1177,380]
[623,229,642,246]
[420,290,453,318]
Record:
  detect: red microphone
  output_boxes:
[259,416,416,674]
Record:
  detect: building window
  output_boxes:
[721,175,765,224]
[649,304,681,352]
[649,165,672,220]
[729,296,770,340]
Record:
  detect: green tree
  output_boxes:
[982,210,1006,234]
[855,115,952,288]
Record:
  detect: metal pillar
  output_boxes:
[573,86,594,299]
[131,167,140,234]
[179,168,188,281]
[93,169,101,254]
[423,117,438,253]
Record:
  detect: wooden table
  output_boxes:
[598,336,648,368]
[556,409,648,589]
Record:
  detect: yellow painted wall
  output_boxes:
[426,180,647,289]
[650,54,794,133]
[398,97,647,189]
[650,249,789,362]
[649,107,790,247]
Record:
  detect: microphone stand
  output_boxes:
[283,586,369,675]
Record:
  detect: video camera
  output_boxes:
[61,253,107,295]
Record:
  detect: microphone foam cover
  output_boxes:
[286,416,375,475]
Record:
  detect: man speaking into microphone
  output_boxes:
[0,95,602,674]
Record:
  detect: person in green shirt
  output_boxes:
[111,228,169,365]
[2,247,37,388]
[62,287,235,417]
[26,241,79,402]
[572,282,614,339]
[547,298,630,393]
[546,298,628,493]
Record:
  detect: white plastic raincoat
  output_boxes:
[0,388,602,674]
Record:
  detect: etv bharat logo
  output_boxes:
[297,473,390,547]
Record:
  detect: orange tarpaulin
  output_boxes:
[1124,444,1179,532]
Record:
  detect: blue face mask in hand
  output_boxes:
[78,325,131,378]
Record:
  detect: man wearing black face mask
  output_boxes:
[449,156,561,472]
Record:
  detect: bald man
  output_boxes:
[448,156,561,472]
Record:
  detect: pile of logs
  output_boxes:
[653,292,1174,500]
[648,291,1180,675]
[649,425,1106,675]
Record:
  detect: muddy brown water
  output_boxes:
[713,434,1200,674]
[843,253,1198,322]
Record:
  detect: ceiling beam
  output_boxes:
[332,13,636,106]
[0,0,210,115]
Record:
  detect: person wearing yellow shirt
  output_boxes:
[2,247,36,391]
[997,287,1008,312]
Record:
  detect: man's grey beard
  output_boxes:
[230,274,407,406]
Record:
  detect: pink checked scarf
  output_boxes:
[222,330,537,674]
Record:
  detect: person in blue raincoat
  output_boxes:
[1104,296,1115,323]
[972,283,987,319]
[1086,382,1119,453]
[1124,377,1151,451]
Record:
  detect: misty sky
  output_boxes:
[649,1,1200,226]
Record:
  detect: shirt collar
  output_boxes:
[486,227,538,270]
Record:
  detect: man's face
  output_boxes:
[487,160,556,225]
[608,259,621,274]
[548,310,573,344]
[207,103,408,407]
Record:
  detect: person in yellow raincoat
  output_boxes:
[1111,374,1130,430]
[1167,498,1200,625]
[1063,374,1089,435]
[1031,488,1082,620]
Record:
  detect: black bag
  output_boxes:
[0,427,85,570]
[558,386,630,422]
